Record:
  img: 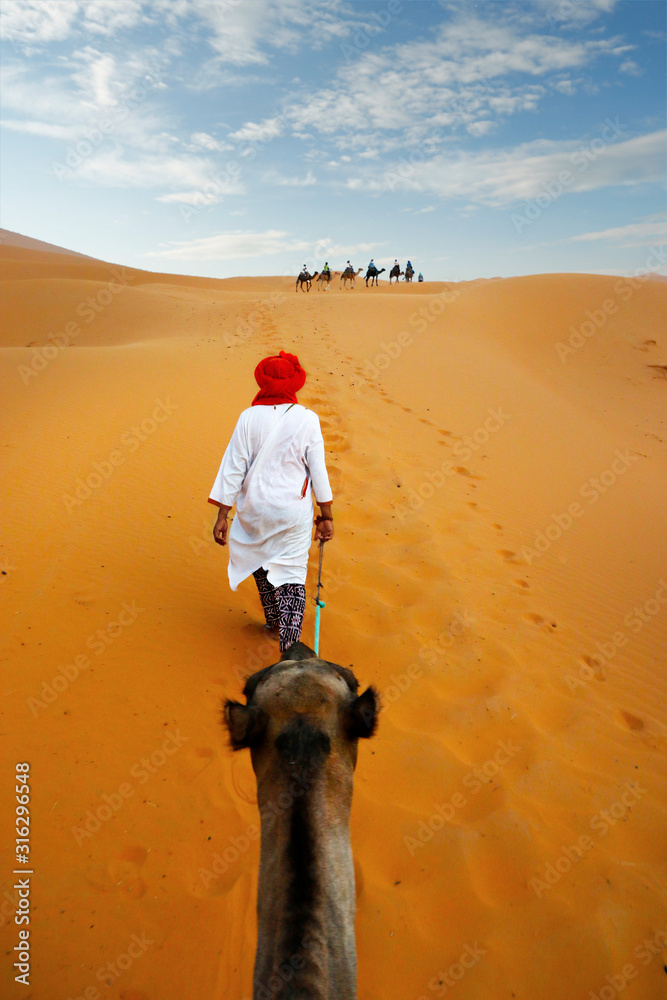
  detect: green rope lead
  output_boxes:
[314,598,326,657]
[314,539,325,656]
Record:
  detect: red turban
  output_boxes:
[251,351,306,406]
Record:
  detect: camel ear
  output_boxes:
[224,700,267,750]
[346,686,379,740]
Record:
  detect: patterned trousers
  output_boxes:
[253,568,306,652]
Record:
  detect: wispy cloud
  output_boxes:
[242,10,635,152]
[190,0,364,66]
[144,230,376,261]
[0,0,79,47]
[348,130,666,207]
[569,215,667,248]
[145,229,314,261]
[0,118,79,139]
[0,0,144,49]
[266,170,316,187]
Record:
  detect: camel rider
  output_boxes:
[407,260,413,271]
[418,272,424,282]
[322,262,331,276]
[368,259,376,271]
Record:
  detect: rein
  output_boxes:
[314,540,326,656]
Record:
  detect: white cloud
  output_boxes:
[0,0,144,48]
[1,50,191,186]
[569,216,667,248]
[155,190,222,206]
[72,147,243,195]
[225,10,632,153]
[267,170,317,187]
[466,120,496,137]
[144,230,376,262]
[71,47,119,106]
[81,0,143,35]
[191,0,363,67]
[0,118,78,139]
[0,1,79,46]
[554,78,578,95]
[144,229,313,261]
[536,0,619,31]
[188,131,232,151]
[348,130,667,207]
[228,116,284,145]
[619,59,642,76]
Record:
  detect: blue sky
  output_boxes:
[1,0,665,279]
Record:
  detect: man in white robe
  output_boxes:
[209,351,333,651]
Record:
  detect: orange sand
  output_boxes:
[1,234,666,1000]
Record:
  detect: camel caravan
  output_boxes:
[296,259,419,291]
[224,641,379,1000]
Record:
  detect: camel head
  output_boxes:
[224,642,379,792]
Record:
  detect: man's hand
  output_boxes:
[213,506,231,545]
[315,518,334,542]
[315,502,334,542]
[314,517,334,542]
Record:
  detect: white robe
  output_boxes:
[209,403,333,590]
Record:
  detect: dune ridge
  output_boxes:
[1,237,666,1000]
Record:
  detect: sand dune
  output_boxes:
[1,237,666,1000]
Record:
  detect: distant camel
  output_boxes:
[405,266,414,283]
[317,270,337,290]
[365,266,386,287]
[389,265,404,283]
[296,271,318,292]
[340,267,362,289]
[224,642,379,1000]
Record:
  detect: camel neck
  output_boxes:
[253,773,357,1000]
